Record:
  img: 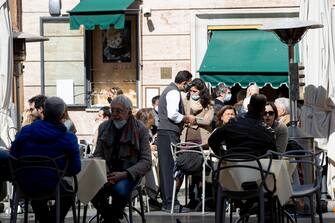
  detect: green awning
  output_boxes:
[69,0,134,30]
[199,29,298,88]
[201,74,289,88]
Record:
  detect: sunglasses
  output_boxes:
[263,111,275,116]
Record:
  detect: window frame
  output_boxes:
[40,16,87,108]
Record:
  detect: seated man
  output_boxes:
[28,94,47,121]
[208,94,277,156]
[208,94,277,219]
[92,95,151,223]
[10,96,81,222]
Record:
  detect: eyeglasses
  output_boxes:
[263,111,275,116]
[111,108,126,115]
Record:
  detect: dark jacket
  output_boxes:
[208,113,277,156]
[10,120,81,190]
[93,116,152,180]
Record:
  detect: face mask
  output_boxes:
[224,93,232,102]
[184,82,192,92]
[191,93,200,101]
[113,120,127,129]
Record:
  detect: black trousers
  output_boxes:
[31,188,74,223]
[157,129,180,209]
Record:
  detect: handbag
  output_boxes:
[175,148,203,174]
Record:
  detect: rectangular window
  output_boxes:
[41,17,85,106]
[91,16,137,107]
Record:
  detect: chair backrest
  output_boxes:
[214,152,276,200]
[270,150,324,189]
[170,142,205,159]
[171,142,206,174]
[79,140,93,158]
[9,154,69,200]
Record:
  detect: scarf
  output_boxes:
[119,116,141,152]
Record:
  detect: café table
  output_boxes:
[77,158,107,205]
[219,158,296,206]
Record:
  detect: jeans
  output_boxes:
[92,179,137,222]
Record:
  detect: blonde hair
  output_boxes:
[21,109,33,127]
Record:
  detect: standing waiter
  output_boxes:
[157,70,196,212]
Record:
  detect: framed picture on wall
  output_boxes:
[102,21,131,63]
[145,87,160,108]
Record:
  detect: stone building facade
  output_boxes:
[20,0,333,141]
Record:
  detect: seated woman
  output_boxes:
[263,102,288,152]
[214,105,237,156]
[62,105,77,134]
[135,108,161,210]
[216,105,236,128]
[92,95,151,223]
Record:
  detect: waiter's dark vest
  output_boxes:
[158,82,185,133]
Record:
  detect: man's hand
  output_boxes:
[150,144,157,151]
[107,171,128,184]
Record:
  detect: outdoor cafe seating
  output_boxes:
[212,147,325,223]
[213,151,277,223]
[84,178,147,223]
[170,142,211,214]
[76,157,147,223]
[8,154,78,223]
[271,149,325,223]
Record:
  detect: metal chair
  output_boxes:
[213,151,276,223]
[9,154,78,223]
[170,142,208,214]
[127,179,146,223]
[79,140,93,159]
[271,149,325,223]
[85,178,146,223]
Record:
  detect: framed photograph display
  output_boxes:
[102,21,131,62]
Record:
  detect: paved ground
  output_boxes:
[1,196,335,223]
[1,209,335,223]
